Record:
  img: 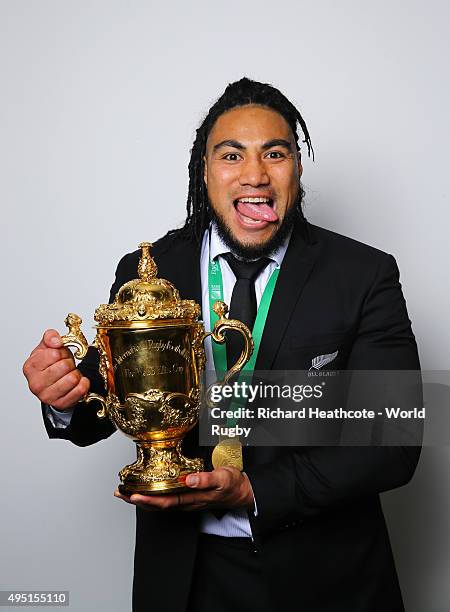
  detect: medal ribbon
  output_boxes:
[208,257,280,428]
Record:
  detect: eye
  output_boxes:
[265,151,284,159]
[223,152,241,161]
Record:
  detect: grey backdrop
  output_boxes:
[1,1,449,610]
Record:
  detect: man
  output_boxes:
[23,78,421,612]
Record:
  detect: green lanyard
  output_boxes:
[208,257,280,426]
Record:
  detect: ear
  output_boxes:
[203,155,208,186]
[297,151,303,179]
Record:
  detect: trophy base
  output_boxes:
[118,481,191,496]
[118,439,204,496]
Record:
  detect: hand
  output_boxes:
[114,467,255,512]
[23,329,90,410]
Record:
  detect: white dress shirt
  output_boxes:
[199,224,290,537]
[46,223,291,537]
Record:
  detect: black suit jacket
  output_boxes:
[43,219,421,612]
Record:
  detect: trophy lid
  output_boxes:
[94,242,201,325]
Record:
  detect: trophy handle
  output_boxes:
[205,300,254,392]
[84,393,108,419]
[60,313,89,359]
[60,313,108,419]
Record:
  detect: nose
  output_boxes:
[238,156,269,187]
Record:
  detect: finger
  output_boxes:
[51,377,90,410]
[24,356,77,397]
[124,491,224,512]
[129,494,180,510]
[27,330,63,359]
[113,490,134,504]
[114,491,156,511]
[42,358,78,386]
[130,501,209,512]
[43,329,63,349]
[40,370,83,405]
[175,490,225,506]
[28,346,73,369]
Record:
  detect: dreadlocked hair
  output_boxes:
[179,77,314,244]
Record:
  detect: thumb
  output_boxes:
[42,329,62,349]
[185,471,217,490]
[185,468,234,491]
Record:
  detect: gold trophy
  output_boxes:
[60,242,253,495]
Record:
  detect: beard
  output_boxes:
[208,190,303,260]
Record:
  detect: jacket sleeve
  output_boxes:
[41,253,135,447]
[246,253,422,536]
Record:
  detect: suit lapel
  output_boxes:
[244,221,320,468]
[255,219,321,370]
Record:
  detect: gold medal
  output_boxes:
[211,438,243,471]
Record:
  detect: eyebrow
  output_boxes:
[261,139,293,151]
[213,139,245,152]
[212,138,293,152]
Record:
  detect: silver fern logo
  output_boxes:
[309,350,339,371]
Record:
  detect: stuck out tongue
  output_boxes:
[236,201,279,222]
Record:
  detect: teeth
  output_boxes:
[238,197,271,203]
[240,213,265,224]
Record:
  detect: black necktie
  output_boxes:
[222,253,271,370]
[208,253,271,519]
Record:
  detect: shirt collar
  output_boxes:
[209,222,291,268]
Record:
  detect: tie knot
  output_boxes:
[222,253,271,281]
